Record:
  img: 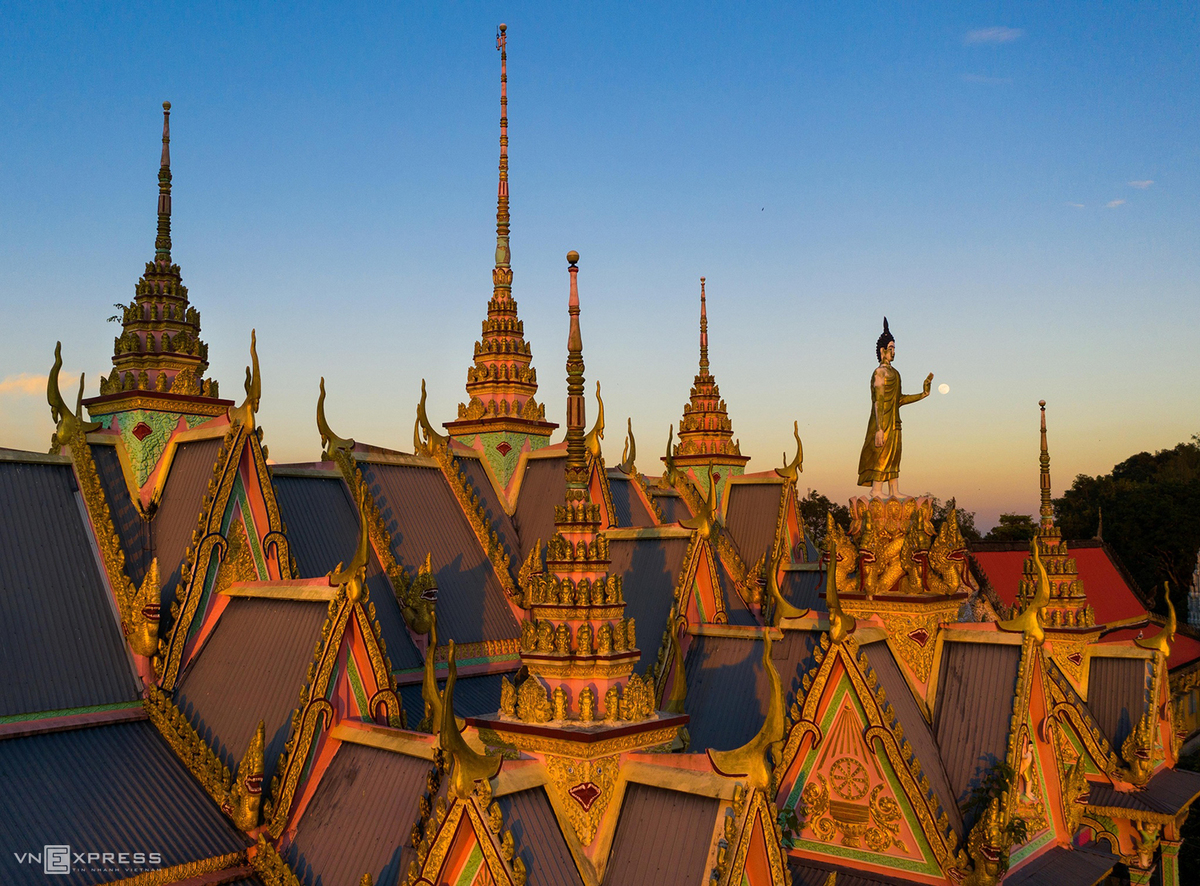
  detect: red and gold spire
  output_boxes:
[445,24,556,464]
[88,102,223,410]
[1018,401,1095,628]
[669,278,749,486]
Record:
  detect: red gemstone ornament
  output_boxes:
[496,441,512,457]
[907,628,930,648]
[1067,651,1083,667]
[132,421,154,441]
[568,781,602,811]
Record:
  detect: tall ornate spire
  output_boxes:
[1019,400,1094,628]
[668,278,749,490]
[86,103,226,435]
[444,25,556,480]
[501,254,654,725]
[155,102,172,261]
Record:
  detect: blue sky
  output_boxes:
[1,3,1197,528]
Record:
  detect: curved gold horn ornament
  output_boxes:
[775,421,804,480]
[47,342,100,445]
[440,640,502,798]
[998,537,1050,644]
[1136,582,1176,658]
[316,377,355,457]
[584,380,604,460]
[617,417,636,474]
[707,630,785,790]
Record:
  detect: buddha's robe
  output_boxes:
[857,366,923,485]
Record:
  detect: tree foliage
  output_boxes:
[983,514,1037,542]
[1054,435,1200,615]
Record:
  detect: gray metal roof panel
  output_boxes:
[717,558,759,626]
[0,720,247,886]
[685,631,818,752]
[90,443,153,583]
[512,456,565,561]
[458,456,520,563]
[286,740,432,886]
[1086,655,1148,749]
[272,473,421,670]
[933,641,1022,817]
[609,536,691,674]
[782,569,826,613]
[1003,843,1118,886]
[1085,766,1200,815]
[652,492,692,525]
[790,856,929,885]
[154,438,222,612]
[399,672,510,724]
[176,597,329,787]
[604,783,719,886]
[861,641,963,835]
[361,462,519,646]
[724,482,783,567]
[0,461,142,718]
[608,474,656,528]
[497,787,583,886]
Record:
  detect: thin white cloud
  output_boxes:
[0,373,47,397]
[962,73,1013,85]
[964,27,1024,44]
[1066,202,1085,208]
[1106,199,1126,208]
[1128,180,1154,189]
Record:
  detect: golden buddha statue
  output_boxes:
[857,318,933,498]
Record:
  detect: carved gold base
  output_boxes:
[472,713,687,760]
[84,391,232,417]
[522,651,638,680]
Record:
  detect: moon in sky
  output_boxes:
[938,383,950,395]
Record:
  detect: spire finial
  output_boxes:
[699,277,709,372]
[565,251,587,484]
[494,24,510,272]
[1039,400,1053,528]
[155,101,172,262]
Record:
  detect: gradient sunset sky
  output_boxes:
[1,3,1196,529]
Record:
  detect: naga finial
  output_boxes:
[775,421,804,480]
[127,557,161,657]
[665,616,689,714]
[418,610,441,733]
[441,640,503,798]
[767,546,808,626]
[826,513,856,643]
[998,537,1049,644]
[681,463,721,539]
[228,719,265,830]
[316,377,355,458]
[617,418,636,475]
[1136,582,1177,658]
[228,330,261,430]
[414,379,449,457]
[584,381,604,461]
[47,342,100,447]
[707,629,785,790]
[660,424,681,488]
[329,486,370,603]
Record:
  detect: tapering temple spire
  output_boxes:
[495,23,510,272]
[444,24,556,472]
[668,277,749,487]
[155,102,172,262]
[1039,399,1053,529]
[564,251,587,487]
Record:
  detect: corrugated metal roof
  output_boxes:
[608,474,656,528]
[497,787,583,886]
[398,672,510,724]
[724,482,783,567]
[0,720,247,886]
[286,741,431,886]
[0,461,142,718]
[361,463,519,646]
[1086,655,1148,749]
[512,456,565,561]
[685,631,818,752]
[718,559,759,626]
[652,492,692,525]
[609,536,691,674]
[1085,766,1200,815]
[782,569,826,613]
[90,444,153,583]
[458,456,520,563]
[861,641,962,835]
[154,438,222,612]
[176,597,328,786]
[1003,843,1118,886]
[273,473,421,670]
[604,783,719,886]
[790,856,928,885]
[933,641,1021,815]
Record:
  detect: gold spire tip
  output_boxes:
[567,250,579,266]
[499,22,506,32]
[163,101,171,111]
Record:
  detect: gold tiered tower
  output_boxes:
[444,24,556,487]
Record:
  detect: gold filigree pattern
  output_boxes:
[143,684,232,809]
[104,852,247,886]
[544,754,619,845]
